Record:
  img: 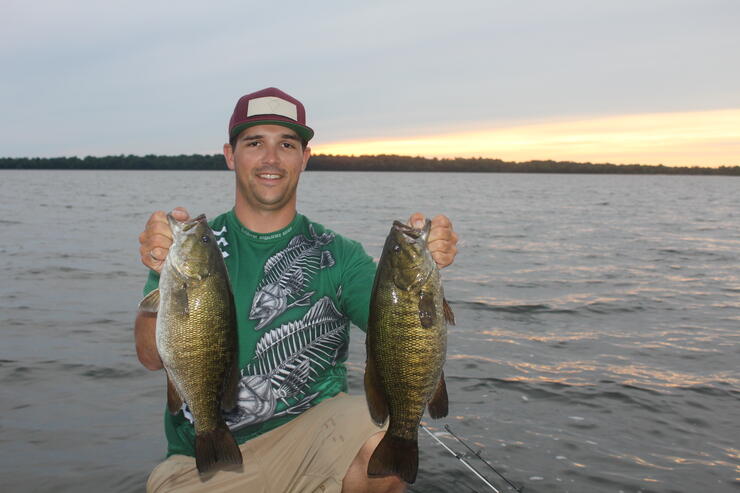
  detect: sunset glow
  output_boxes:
[312,109,740,167]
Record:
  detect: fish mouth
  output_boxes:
[182,214,207,232]
[392,220,433,241]
[392,220,422,239]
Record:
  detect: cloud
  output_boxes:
[1,1,739,159]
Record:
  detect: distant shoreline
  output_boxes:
[1,154,738,175]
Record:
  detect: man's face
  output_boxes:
[224,124,311,214]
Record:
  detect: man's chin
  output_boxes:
[251,195,294,212]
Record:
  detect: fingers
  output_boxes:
[407,213,459,269]
[407,212,426,230]
[138,208,189,272]
[428,214,458,268]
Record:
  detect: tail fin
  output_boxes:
[194,424,243,474]
[367,433,419,484]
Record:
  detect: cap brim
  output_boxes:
[230,119,314,143]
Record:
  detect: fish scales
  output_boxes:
[371,274,446,440]
[249,225,335,330]
[158,271,235,433]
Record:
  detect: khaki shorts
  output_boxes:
[146,393,385,493]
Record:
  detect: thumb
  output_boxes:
[407,212,426,230]
[170,207,190,222]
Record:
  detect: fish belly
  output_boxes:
[371,288,446,441]
[157,278,235,433]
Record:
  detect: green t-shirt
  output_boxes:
[143,211,377,457]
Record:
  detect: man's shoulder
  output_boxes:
[301,216,357,248]
[207,210,231,230]
[300,215,372,263]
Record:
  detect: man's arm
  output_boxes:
[134,207,190,371]
[135,311,163,370]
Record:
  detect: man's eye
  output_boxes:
[282,142,295,149]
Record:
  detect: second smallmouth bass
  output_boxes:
[139,214,242,474]
[365,219,455,484]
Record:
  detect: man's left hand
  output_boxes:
[408,213,458,269]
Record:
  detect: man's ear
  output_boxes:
[302,146,311,171]
[224,143,235,170]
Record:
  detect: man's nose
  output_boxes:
[263,144,280,164]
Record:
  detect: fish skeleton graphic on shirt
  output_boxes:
[180,226,347,430]
[249,224,335,330]
[181,295,348,430]
[223,295,348,430]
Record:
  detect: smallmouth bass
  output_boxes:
[365,219,455,484]
[139,214,242,474]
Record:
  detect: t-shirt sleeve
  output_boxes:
[338,239,377,332]
[143,270,160,296]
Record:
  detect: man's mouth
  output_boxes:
[257,170,283,180]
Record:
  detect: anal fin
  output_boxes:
[443,298,455,325]
[427,370,449,419]
[166,373,183,415]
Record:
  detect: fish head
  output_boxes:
[382,219,434,290]
[167,213,222,280]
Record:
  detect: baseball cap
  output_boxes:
[228,87,314,143]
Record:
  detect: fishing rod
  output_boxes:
[420,424,502,493]
[444,424,524,493]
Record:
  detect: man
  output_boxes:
[135,87,458,493]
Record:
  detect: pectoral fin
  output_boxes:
[172,284,190,315]
[427,370,449,419]
[419,291,436,329]
[138,289,160,313]
[166,373,183,415]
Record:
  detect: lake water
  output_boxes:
[0,170,738,492]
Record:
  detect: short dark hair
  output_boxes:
[229,130,307,150]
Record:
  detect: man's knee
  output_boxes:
[378,474,406,493]
[342,432,407,493]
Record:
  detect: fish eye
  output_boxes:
[392,244,401,253]
[201,235,210,243]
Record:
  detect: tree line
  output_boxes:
[1,154,738,175]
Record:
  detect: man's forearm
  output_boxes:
[135,311,163,370]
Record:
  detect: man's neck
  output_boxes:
[233,202,297,234]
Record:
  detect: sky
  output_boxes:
[2,0,739,166]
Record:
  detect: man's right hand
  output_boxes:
[138,207,190,272]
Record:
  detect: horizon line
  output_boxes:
[311,108,740,168]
